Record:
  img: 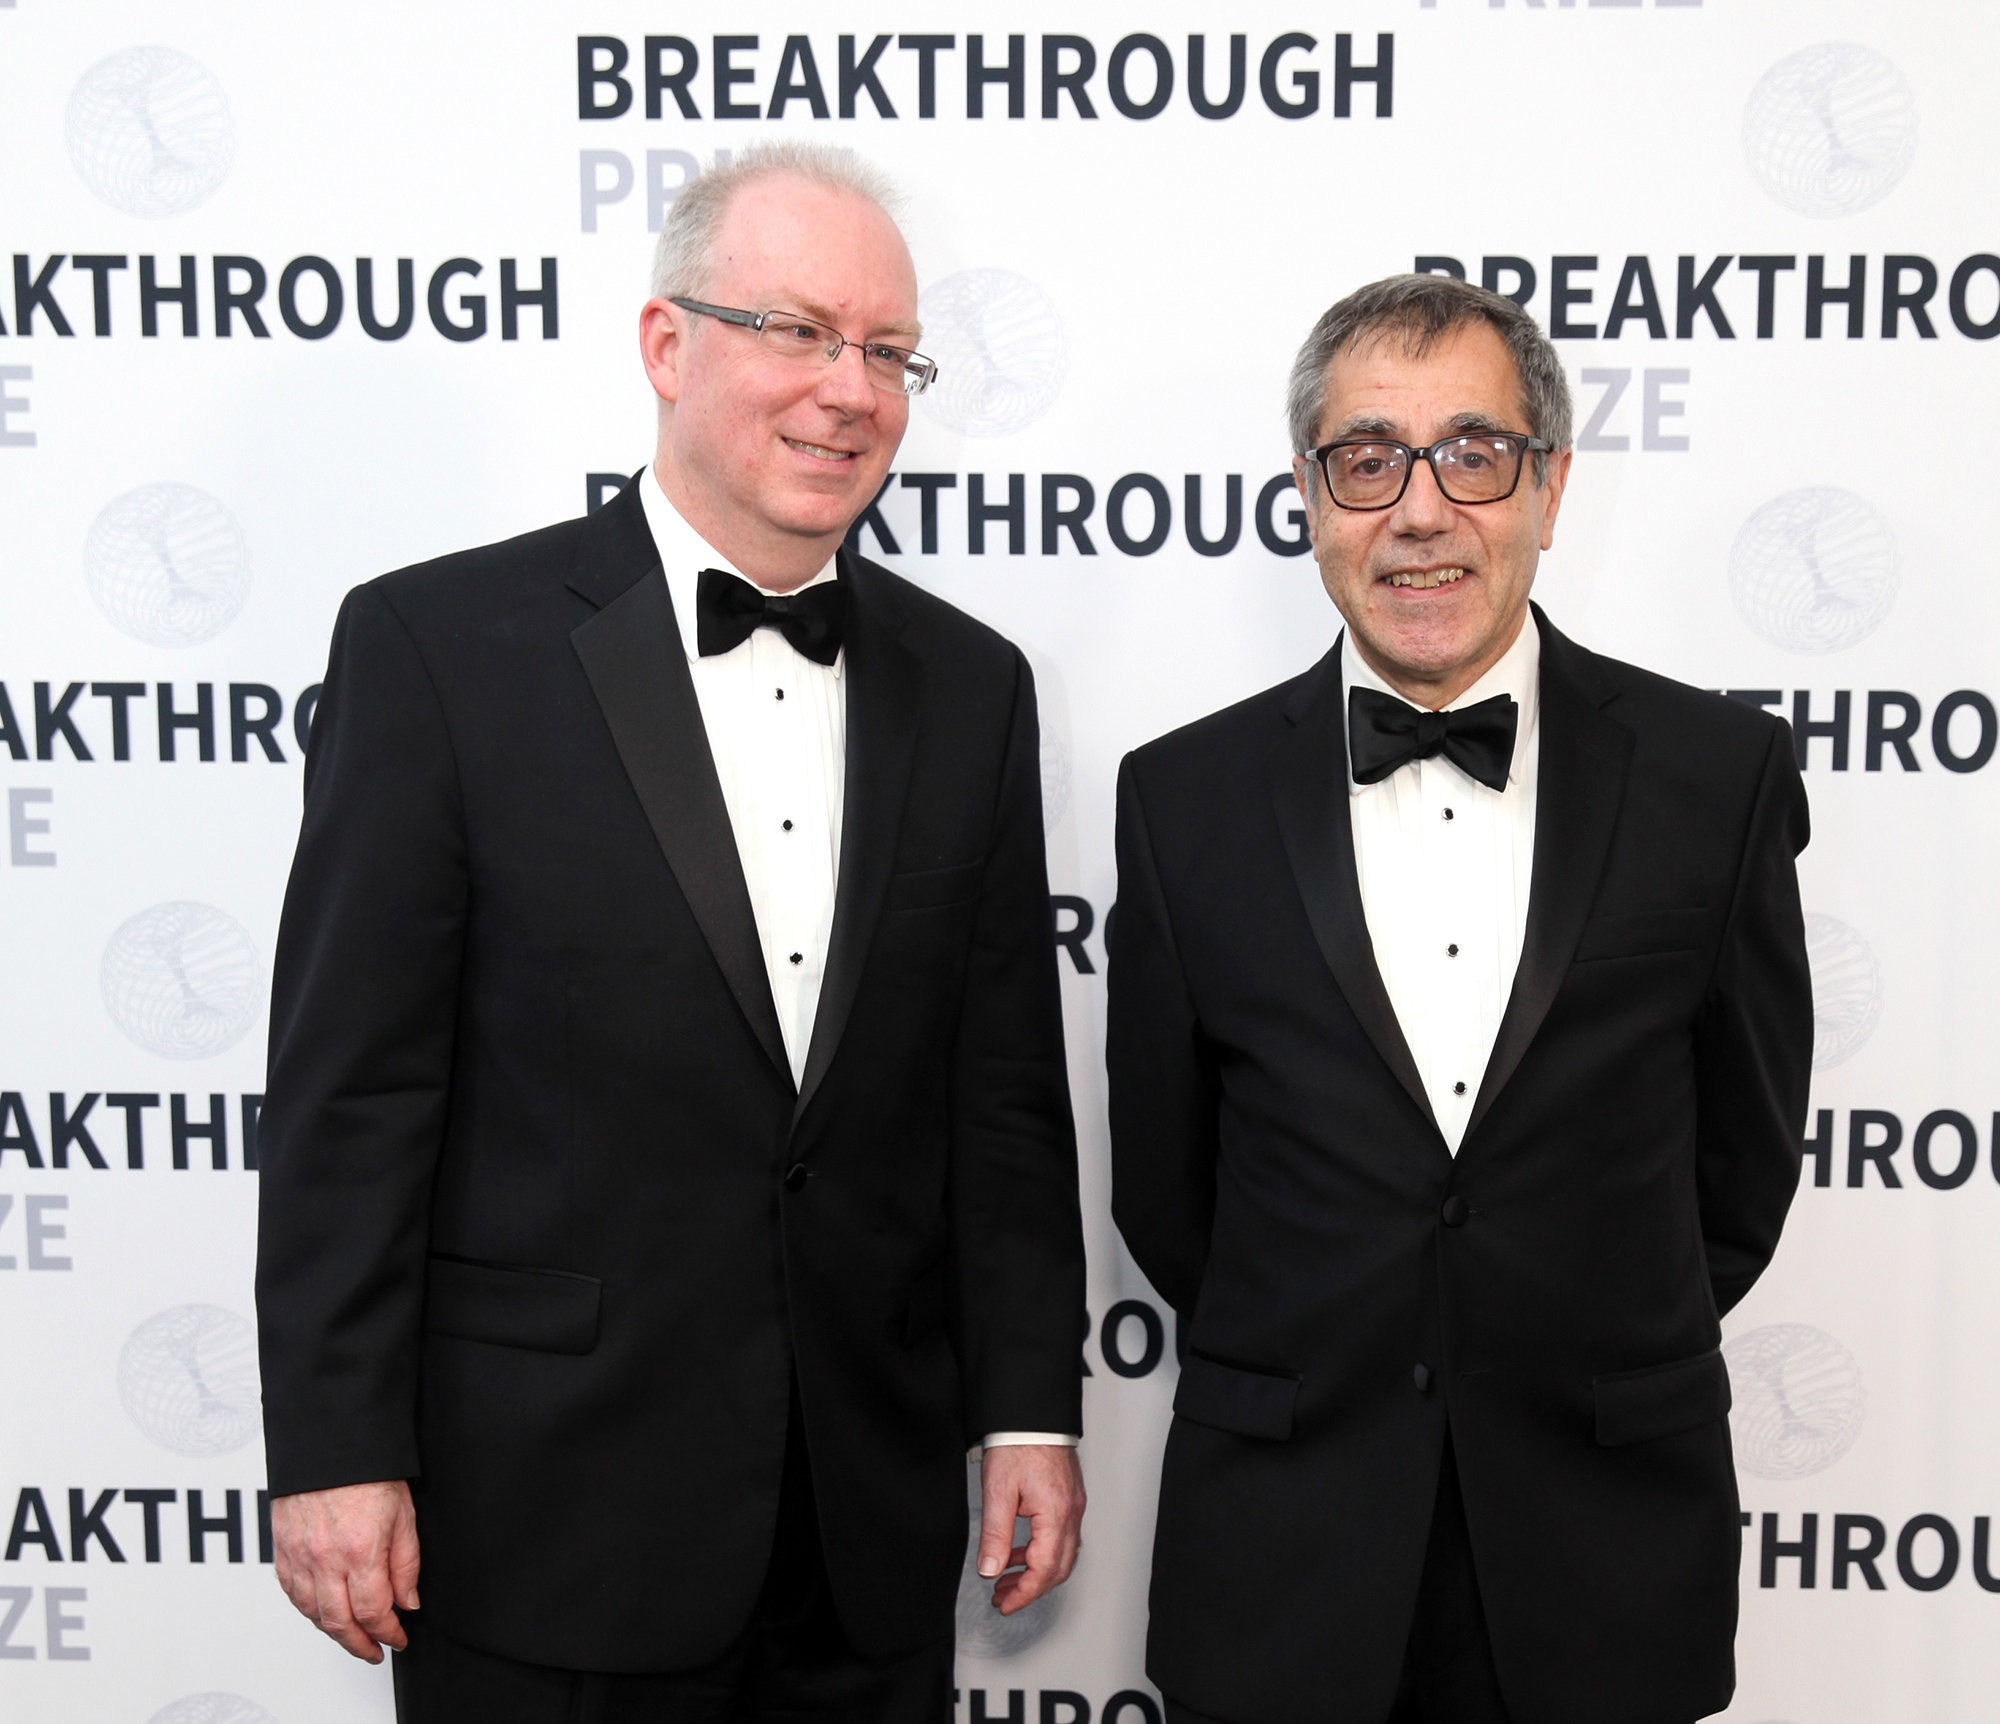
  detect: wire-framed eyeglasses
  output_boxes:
[1301,431,1553,511]
[670,297,939,397]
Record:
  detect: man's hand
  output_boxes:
[977,1444,1085,1615]
[271,1480,420,1663]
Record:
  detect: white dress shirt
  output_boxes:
[638,467,1074,1452]
[1343,614,1541,1155]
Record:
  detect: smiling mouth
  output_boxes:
[1383,567,1467,589]
[783,437,854,461]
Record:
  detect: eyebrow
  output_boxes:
[1324,409,1523,443]
[777,293,923,342]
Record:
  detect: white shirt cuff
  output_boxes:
[978,1431,1080,1451]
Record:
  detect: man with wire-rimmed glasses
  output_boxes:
[1109,272,1811,1724]
[258,139,1087,1722]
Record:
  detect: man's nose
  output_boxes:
[1390,453,1455,533]
[817,343,878,414]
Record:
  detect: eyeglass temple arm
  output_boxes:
[668,297,762,330]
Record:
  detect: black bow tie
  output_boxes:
[695,569,848,666]
[1347,686,1518,793]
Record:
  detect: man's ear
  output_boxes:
[1537,445,1574,552]
[639,298,685,406]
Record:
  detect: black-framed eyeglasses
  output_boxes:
[1299,432,1553,511]
[670,297,939,397]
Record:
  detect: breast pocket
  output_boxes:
[883,859,984,914]
[1573,906,1709,964]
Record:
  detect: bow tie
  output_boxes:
[1347,686,1518,793]
[695,569,848,666]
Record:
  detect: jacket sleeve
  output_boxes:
[1106,752,1221,1321]
[1693,720,1813,1316]
[255,581,469,1496]
[946,649,1087,1442]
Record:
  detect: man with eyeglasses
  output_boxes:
[256,141,1086,1722]
[1108,273,1812,1724]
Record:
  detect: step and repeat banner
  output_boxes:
[2,1,1995,1719]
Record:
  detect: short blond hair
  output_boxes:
[649,140,906,302]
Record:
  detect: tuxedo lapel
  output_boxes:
[566,483,791,1084]
[1269,642,1440,1137]
[1464,608,1634,1142]
[793,553,921,1124]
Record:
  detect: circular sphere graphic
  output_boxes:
[66,47,236,218]
[920,269,1068,438]
[101,902,262,1060]
[1040,731,1072,833]
[86,483,252,647]
[1804,913,1884,1070]
[1724,1323,1866,1480]
[1742,43,1917,218]
[1728,488,1897,655]
[118,1306,262,1458]
[955,1501,1065,1657]
[148,1697,278,1724]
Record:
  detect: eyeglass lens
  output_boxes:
[1326,437,1524,507]
[755,314,930,395]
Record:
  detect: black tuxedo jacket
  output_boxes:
[256,481,1085,1671]
[1108,609,1811,1724]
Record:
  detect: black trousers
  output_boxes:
[392,1379,953,1724]
[1165,1429,1510,1724]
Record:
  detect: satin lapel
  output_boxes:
[794,554,921,1124]
[567,490,790,1084]
[1464,611,1634,1142]
[1268,642,1439,1136]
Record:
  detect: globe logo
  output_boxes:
[1723,1324,1866,1481]
[86,483,252,648]
[148,1697,278,1724]
[118,1306,262,1459]
[1728,488,1897,655]
[955,1493,1065,1657]
[1741,43,1917,219]
[1804,912,1884,1070]
[919,269,1068,438]
[101,902,262,1060]
[66,47,236,218]
[1040,731,1073,834]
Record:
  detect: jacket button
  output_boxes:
[784,1163,810,1192]
[1413,1363,1432,1394]
[1441,1195,1469,1227]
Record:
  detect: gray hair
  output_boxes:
[1285,273,1573,484]
[649,140,906,302]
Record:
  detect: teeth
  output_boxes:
[785,438,852,460]
[1386,567,1466,589]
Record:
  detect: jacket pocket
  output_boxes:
[1593,1346,1731,1446]
[884,860,984,913]
[1174,1349,1301,1441]
[1573,906,1709,963]
[424,1254,602,1356]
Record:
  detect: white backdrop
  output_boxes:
[3,3,1997,1720]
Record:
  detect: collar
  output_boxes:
[638,463,841,669]
[1341,608,1541,794]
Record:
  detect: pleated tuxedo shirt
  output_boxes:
[640,465,1074,1450]
[1342,614,1541,1154]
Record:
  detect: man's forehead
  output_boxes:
[708,182,919,335]
[1322,326,1524,431]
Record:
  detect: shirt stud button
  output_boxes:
[789,952,803,965]
[775,688,786,701]
[1447,943,1459,957]
[782,819,794,831]
[1442,808,1455,822]
[1453,1081,1467,1096]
